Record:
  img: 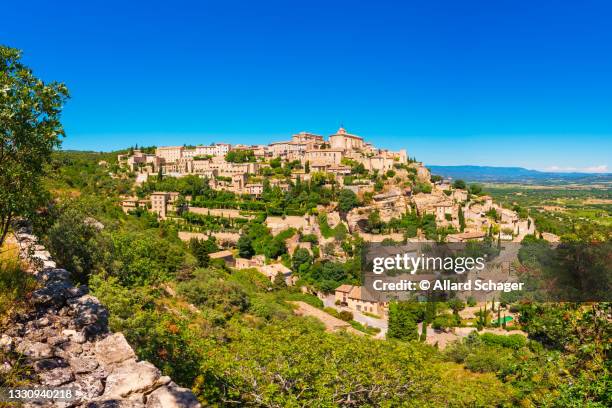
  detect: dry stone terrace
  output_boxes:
[1,224,200,408]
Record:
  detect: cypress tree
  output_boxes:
[458,207,466,232]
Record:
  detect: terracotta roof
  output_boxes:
[335,284,353,293]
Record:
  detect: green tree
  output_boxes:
[468,183,483,195]
[338,188,358,213]
[0,46,69,247]
[387,301,419,341]
[189,237,218,267]
[272,271,287,289]
[292,248,312,273]
[366,210,383,233]
[453,179,466,190]
[237,234,255,259]
[458,207,466,231]
[46,204,107,283]
[225,149,255,163]
[420,321,428,341]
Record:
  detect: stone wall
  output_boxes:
[1,225,201,407]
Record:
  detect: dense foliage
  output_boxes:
[0,46,69,247]
[31,150,611,407]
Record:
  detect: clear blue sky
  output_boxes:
[3,0,611,172]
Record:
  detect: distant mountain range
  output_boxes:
[427,165,612,184]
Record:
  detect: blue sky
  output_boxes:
[3,0,611,172]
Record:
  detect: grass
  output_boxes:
[0,239,37,391]
[0,241,36,326]
[283,292,324,309]
[349,320,381,335]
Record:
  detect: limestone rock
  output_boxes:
[10,227,200,407]
[43,259,57,269]
[39,366,75,386]
[84,399,145,408]
[94,333,136,367]
[32,280,72,308]
[39,268,71,283]
[68,295,109,333]
[0,334,13,352]
[16,340,53,360]
[63,329,87,344]
[146,382,202,408]
[33,357,68,373]
[103,361,161,398]
[0,362,12,374]
[70,355,99,374]
[66,284,88,299]
[48,335,69,347]
[73,376,105,400]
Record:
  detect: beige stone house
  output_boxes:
[120,197,150,214]
[329,127,365,151]
[150,191,180,219]
[334,285,387,316]
[304,148,344,166]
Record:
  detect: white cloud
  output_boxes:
[544,164,609,173]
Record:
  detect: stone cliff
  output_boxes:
[1,225,201,407]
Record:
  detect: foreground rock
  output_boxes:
[8,224,201,407]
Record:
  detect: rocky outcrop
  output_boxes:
[3,225,200,407]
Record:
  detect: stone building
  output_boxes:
[155,146,184,163]
[150,191,180,219]
[329,127,365,151]
[334,285,387,316]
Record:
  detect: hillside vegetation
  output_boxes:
[18,149,607,407]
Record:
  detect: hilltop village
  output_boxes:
[116,128,534,320]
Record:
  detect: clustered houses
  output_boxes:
[118,128,409,197]
[116,128,533,322]
[117,150,162,172]
[412,183,534,242]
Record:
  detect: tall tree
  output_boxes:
[0,46,69,247]
[338,188,358,213]
[237,234,255,259]
[452,179,466,190]
[387,301,418,341]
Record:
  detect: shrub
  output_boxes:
[249,295,290,321]
[464,346,512,373]
[178,277,249,319]
[432,314,457,331]
[284,293,324,309]
[479,333,527,350]
[338,310,354,321]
